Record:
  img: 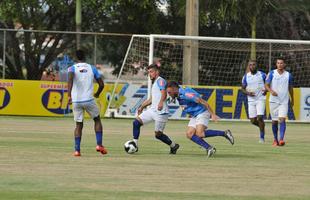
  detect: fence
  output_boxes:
[0,28,132,81]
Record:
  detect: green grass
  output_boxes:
[0,116,309,200]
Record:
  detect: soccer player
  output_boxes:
[67,49,107,156]
[166,81,234,158]
[265,57,294,146]
[131,64,179,154]
[241,60,267,143]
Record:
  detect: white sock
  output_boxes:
[170,141,175,148]
[133,139,138,145]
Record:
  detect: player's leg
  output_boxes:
[154,114,179,154]
[132,109,152,146]
[256,100,266,143]
[187,119,215,157]
[72,103,84,156]
[86,100,107,154]
[278,104,288,146]
[197,112,234,145]
[270,102,279,146]
[248,101,259,127]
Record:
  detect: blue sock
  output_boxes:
[155,133,172,146]
[133,119,142,139]
[96,131,102,146]
[191,135,210,149]
[280,121,286,140]
[204,129,225,137]
[75,137,81,152]
[260,131,265,139]
[272,123,278,141]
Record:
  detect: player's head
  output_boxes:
[247,59,257,74]
[147,64,160,81]
[276,57,286,70]
[76,49,85,61]
[166,81,180,99]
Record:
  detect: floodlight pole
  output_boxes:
[76,0,82,50]
[2,30,6,79]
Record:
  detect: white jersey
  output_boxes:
[266,69,293,104]
[242,71,266,102]
[68,63,101,103]
[150,76,169,115]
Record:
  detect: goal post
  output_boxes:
[105,34,310,122]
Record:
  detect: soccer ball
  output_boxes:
[124,140,138,154]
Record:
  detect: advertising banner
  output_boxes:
[300,88,310,121]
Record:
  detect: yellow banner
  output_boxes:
[0,79,123,117]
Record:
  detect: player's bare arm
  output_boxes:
[138,98,152,115]
[197,97,220,122]
[241,85,255,96]
[265,83,278,96]
[94,78,104,98]
[67,72,74,104]
[158,89,167,111]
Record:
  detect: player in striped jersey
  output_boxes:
[241,60,267,143]
[265,57,294,146]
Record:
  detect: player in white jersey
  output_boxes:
[241,60,266,143]
[130,64,179,154]
[265,57,294,146]
[68,50,107,156]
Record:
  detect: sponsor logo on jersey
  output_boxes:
[185,93,195,98]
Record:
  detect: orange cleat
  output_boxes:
[74,151,81,157]
[272,140,279,147]
[279,140,285,146]
[96,145,108,155]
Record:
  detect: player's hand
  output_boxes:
[157,102,163,111]
[94,93,100,98]
[270,90,278,96]
[262,89,267,96]
[68,96,72,105]
[247,91,255,97]
[211,113,220,122]
[137,107,143,115]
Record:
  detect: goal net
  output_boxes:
[106,34,310,121]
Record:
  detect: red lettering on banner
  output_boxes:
[0,82,13,87]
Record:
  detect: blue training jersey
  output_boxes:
[177,87,206,117]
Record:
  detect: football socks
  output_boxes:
[75,136,81,152]
[191,135,210,149]
[272,122,278,141]
[133,119,142,139]
[155,133,172,146]
[96,131,103,146]
[204,129,225,137]
[279,121,286,141]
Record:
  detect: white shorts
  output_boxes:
[138,108,169,132]
[188,111,210,128]
[248,100,266,118]
[72,100,100,122]
[269,102,288,120]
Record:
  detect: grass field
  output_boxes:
[0,116,309,200]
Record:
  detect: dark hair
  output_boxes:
[76,49,85,61]
[167,81,180,88]
[276,57,285,62]
[147,63,159,71]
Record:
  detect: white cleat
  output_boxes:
[224,130,234,145]
[259,138,265,144]
[206,146,216,158]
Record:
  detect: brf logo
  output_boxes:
[0,87,10,109]
[42,89,72,114]
[305,95,310,118]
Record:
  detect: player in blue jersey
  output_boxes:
[130,64,179,154]
[166,81,234,158]
[265,57,294,146]
[68,50,107,156]
[241,60,267,143]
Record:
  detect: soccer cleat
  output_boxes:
[272,140,279,147]
[74,151,81,157]
[206,146,216,158]
[96,145,108,155]
[224,130,234,145]
[259,138,265,144]
[279,140,285,146]
[170,143,180,154]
